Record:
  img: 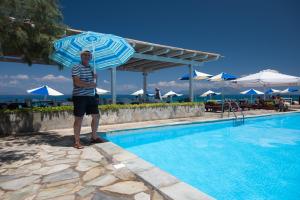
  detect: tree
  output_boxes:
[0,0,66,65]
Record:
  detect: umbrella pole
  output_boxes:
[221,86,224,117]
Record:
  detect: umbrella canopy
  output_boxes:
[201,90,221,97]
[179,70,212,80]
[208,72,237,81]
[50,31,135,70]
[240,88,264,95]
[280,87,298,94]
[233,69,300,87]
[27,85,63,96]
[265,88,282,94]
[162,91,183,98]
[131,89,144,96]
[96,88,110,95]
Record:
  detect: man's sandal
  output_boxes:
[74,143,84,149]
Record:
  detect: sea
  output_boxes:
[0,94,299,104]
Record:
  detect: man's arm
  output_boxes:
[73,76,96,88]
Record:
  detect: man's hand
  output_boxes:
[89,82,97,88]
[73,76,97,88]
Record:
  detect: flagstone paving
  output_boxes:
[0,134,167,200]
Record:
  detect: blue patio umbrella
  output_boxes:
[209,72,237,116]
[265,88,281,95]
[208,72,237,81]
[27,85,63,100]
[50,31,135,70]
[241,88,264,103]
[179,70,212,80]
[281,87,298,93]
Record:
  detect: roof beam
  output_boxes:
[193,54,209,60]
[137,46,154,53]
[178,52,197,59]
[142,62,183,72]
[166,50,184,58]
[152,48,170,55]
[132,53,203,66]
[121,59,154,69]
[120,48,171,69]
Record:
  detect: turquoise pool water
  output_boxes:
[105,113,300,200]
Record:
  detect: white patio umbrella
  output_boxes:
[131,89,144,96]
[233,69,300,87]
[96,88,110,95]
[201,90,221,100]
[162,90,182,102]
[162,90,183,98]
[233,69,300,99]
[27,85,63,100]
[240,88,264,103]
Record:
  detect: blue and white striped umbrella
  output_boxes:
[208,72,237,81]
[50,31,135,70]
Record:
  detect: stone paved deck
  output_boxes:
[1,109,299,200]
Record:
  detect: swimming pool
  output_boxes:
[105,113,300,199]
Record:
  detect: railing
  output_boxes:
[222,100,245,126]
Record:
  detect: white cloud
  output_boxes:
[118,84,138,92]
[34,74,71,82]
[0,74,29,80]
[103,80,110,84]
[10,74,29,80]
[9,80,19,85]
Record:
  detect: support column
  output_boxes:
[111,67,116,104]
[189,64,194,102]
[142,72,148,101]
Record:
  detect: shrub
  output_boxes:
[0,102,204,114]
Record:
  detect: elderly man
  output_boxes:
[72,50,104,149]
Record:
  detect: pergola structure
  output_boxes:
[0,28,221,103]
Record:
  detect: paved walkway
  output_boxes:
[0,109,298,200]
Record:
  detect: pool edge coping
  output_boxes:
[94,142,215,200]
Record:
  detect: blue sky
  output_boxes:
[1,0,299,95]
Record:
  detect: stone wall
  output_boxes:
[0,105,205,136]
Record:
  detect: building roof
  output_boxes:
[0,28,221,72]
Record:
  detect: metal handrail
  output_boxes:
[222,100,245,126]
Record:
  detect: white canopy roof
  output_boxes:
[200,90,221,97]
[162,90,183,98]
[233,69,300,87]
[96,88,110,95]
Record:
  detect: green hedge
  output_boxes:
[0,102,204,114]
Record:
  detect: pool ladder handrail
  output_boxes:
[222,100,245,126]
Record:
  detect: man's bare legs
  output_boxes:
[91,114,100,139]
[74,116,83,147]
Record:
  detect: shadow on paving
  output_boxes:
[0,131,106,166]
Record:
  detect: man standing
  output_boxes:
[154,88,162,102]
[72,50,104,149]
